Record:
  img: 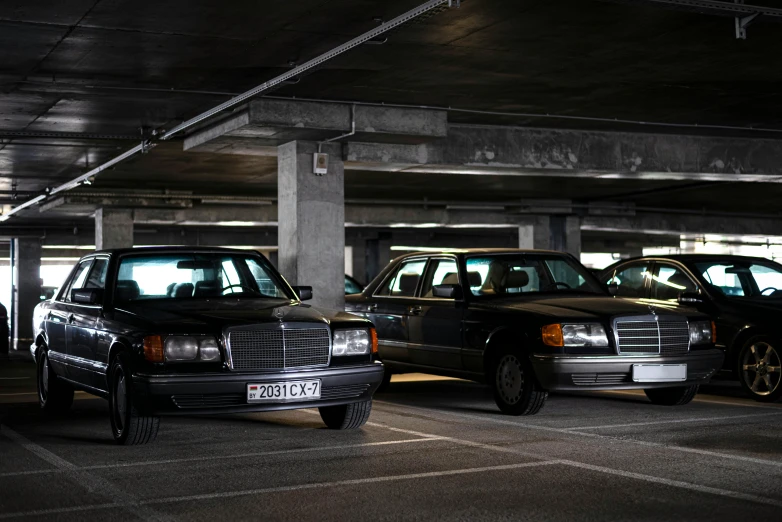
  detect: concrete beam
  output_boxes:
[185,99,448,153]
[583,213,782,237]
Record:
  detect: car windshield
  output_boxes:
[694,260,782,298]
[465,254,605,297]
[115,253,292,302]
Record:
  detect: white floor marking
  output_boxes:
[0,460,564,519]
[0,436,445,478]
[565,411,782,431]
[0,425,174,522]
[598,390,782,410]
[372,401,782,492]
[0,377,29,380]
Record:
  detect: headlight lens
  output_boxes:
[163,336,220,362]
[562,324,609,347]
[689,321,713,345]
[333,329,371,356]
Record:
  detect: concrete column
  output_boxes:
[278,141,345,310]
[364,233,392,284]
[563,216,582,258]
[12,238,41,351]
[519,216,580,257]
[95,208,133,250]
[518,216,551,250]
[350,242,366,285]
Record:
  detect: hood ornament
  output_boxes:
[648,305,658,316]
[273,307,286,321]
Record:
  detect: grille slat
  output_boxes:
[615,317,689,355]
[228,326,330,370]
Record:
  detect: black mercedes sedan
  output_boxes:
[599,254,782,402]
[346,249,723,415]
[31,247,384,444]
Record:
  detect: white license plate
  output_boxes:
[247,380,321,402]
[632,364,687,383]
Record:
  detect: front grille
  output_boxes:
[228,326,330,371]
[615,317,689,355]
[172,394,245,409]
[321,384,370,400]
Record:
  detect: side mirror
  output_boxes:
[678,292,704,305]
[292,286,313,301]
[607,282,619,296]
[71,288,103,305]
[432,284,463,300]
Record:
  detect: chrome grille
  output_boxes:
[615,316,689,355]
[228,326,330,370]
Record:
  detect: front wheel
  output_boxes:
[491,347,547,416]
[644,385,699,406]
[738,337,782,402]
[319,400,372,429]
[37,350,73,414]
[109,353,159,445]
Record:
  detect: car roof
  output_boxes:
[601,253,780,272]
[394,248,569,258]
[91,246,258,256]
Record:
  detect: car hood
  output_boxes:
[473,295,693,320]
[113,298,367,333]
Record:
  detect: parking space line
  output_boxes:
[0,425,174,522]
[0,460,564,520]
[369,402,782,503]
[375,400,782,468]
[0,436,446,478]
[565,411,782,431]
[599,391,782,410]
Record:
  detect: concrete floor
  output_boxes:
[1,356,781,521]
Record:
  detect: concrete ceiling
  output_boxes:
[2,0,782,228]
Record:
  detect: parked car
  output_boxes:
[599,254,782,402]
[345,274,364,295]
[31,247,384,444]
[346,249,723,415]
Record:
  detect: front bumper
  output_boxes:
[531,349,724,391]
[132,362,385,415]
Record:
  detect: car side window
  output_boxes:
[421,259,459,298]
[608,263,651,298]
[375,260,427,297]
[652,264,698,300]
[84,258,109,289]
[61,260,94,302]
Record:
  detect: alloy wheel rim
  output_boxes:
[496,354,524,404]
[40,357,49,401]
[742,342,781,396]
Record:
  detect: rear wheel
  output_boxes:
[738,336,782,402]
[644,385,699,406]
[319,400,372,429]
[491,347,547,416]
[37,349,73,414]
[109,353,159,445]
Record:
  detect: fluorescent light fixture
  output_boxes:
[42,245,96,250]
[391,246,464,252]
[200,199,273,206]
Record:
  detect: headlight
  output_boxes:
[542,324,609,347]
[333,329,373,356]
[689,321,713,345]
[162,335,221,362]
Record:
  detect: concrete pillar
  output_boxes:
[563,216,582,258]
[12,238,41,351]
[278,141,345,310]
[519,216,580,257]
[350,242,366,285]
[364,233,392,284]
[518,216,551,250]
[95,208,133,250]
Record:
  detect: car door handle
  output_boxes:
[408,306,422,315]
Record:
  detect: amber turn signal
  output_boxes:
[541,324,564,347]
[143,335,165,363]
[370,328,379,355]
[711,321,717,344]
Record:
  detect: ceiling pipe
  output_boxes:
[0,0,457,222]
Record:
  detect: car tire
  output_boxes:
[37,349,74,414]
[319,400,372,429]
[644,385,699,406]
[376,367,392,392]
[491,347,547,416]
[737,336,782,402]
[109,353,159,445]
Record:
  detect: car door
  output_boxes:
[45,260,93,379]
[366,258,427,364]
[407,256,464,370]
[603,260,653,299]
[67,257,109,390]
